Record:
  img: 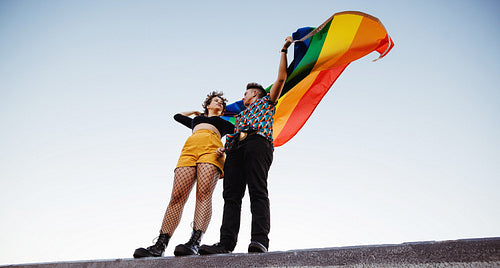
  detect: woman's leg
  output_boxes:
[160,166,197,235]
[193,163,220,232]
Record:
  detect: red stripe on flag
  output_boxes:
[274,64,349,147]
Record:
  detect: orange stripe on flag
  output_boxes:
[273,71,321,137]
[273,64,348,146]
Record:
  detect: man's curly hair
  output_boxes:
[202,91,227,115]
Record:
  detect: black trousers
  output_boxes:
[220,134,273,251]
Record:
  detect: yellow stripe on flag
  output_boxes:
[312,14,363,72]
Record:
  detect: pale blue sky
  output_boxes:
[1,0,499,265]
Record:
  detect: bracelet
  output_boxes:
[281,48,287,54]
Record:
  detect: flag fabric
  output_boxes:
[222,11,394,147]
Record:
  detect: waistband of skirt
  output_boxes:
[192,128,219,136]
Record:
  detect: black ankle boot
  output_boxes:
[174,229,204,256]
[133,233,171,258]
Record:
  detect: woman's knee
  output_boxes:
[169,191,189,205]
[196,185,215,201]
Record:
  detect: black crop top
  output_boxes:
[174,114,234,137]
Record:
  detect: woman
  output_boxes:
[134,91,234,257]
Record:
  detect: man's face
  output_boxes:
[242,88,257,107]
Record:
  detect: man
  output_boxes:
[199,36,293,255]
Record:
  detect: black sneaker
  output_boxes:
[198,242,231,255]
[248,241,267,253]
[133,233,170,258]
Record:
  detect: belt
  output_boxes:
[238,130,258,141]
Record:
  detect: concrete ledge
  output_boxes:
[3,237,500,267]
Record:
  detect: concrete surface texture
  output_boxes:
[2,237,499,268]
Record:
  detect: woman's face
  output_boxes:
[207,96,224,115]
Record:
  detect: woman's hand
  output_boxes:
[216,147,225,157]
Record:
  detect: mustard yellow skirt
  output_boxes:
[176,129,225,173]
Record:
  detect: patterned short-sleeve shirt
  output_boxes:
[225,95,276,151]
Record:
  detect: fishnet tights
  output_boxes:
[160,163,220,235]
[193,163,220,231]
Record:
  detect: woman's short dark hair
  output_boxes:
[202,91,227,115]
[246,82,267,98]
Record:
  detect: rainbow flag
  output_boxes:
[223,11,394,147]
